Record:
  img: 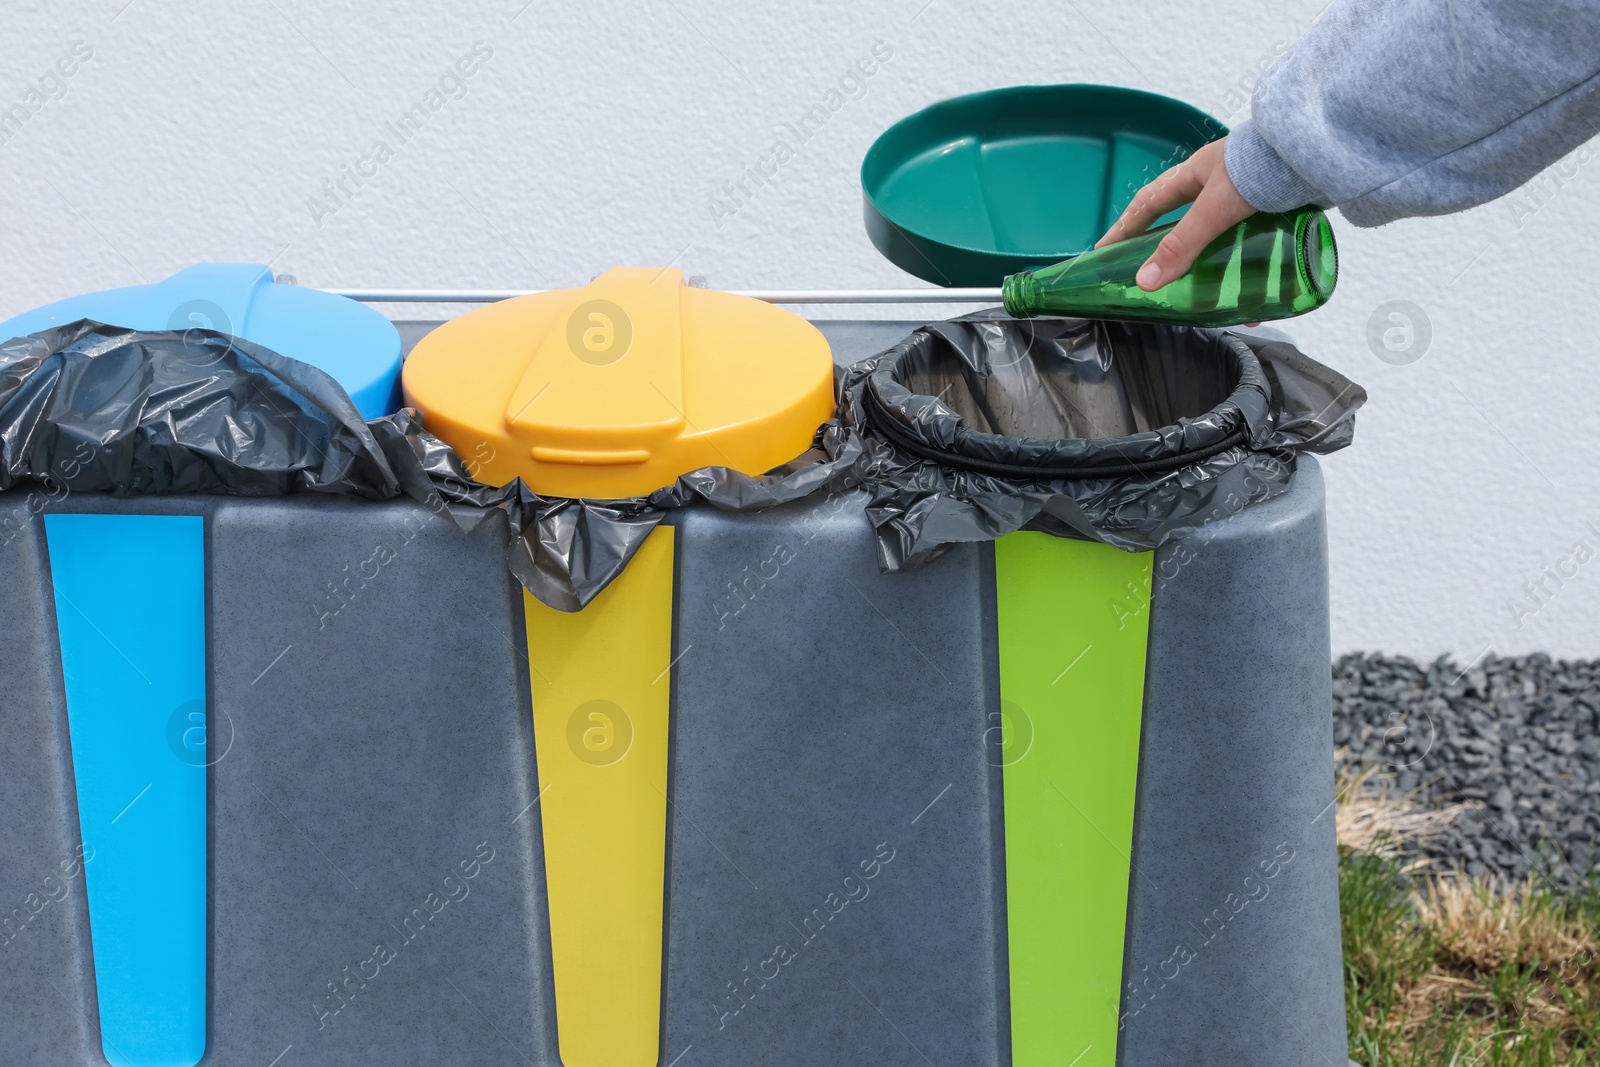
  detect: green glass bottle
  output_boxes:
[1001,208,1337,326]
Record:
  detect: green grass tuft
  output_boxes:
[1341,846,1600,1066]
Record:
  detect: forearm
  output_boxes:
[1226,0,1600,226]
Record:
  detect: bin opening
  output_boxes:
[861,319,1264,480]
[837,310,1364,566]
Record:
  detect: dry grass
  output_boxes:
[1336,763,1468,867]
[1417,875,1596,973]
[1336,765,1600,1066]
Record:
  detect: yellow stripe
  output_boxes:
[524,526,675,1067]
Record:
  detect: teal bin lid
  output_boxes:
[0,263,402,419]
[862,84,1228,287]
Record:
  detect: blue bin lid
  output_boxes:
[0,263,402,419]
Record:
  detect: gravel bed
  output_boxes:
[1333,653,1600,892]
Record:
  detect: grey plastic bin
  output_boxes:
[0,320,1346,1067]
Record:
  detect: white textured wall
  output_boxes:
[3,0,1598,660]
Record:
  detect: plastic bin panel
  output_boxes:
[205,498,557,1066]
[0,505,100,1065]
[1121,456,1347,1066]
[663,496,1008,1067]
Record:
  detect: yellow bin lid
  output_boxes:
[402,267,836,499]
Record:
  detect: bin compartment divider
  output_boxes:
[995,533,1151,1067]
[44,513,208,1067]
[524,526,676,1067]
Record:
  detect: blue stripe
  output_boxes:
[45,514,207,1067]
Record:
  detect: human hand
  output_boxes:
[1096,136,1255,292]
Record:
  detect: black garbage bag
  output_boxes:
[398,418,866,612]
[0,313,1361,611]
[0,319,865,611]
[444,312,1364,604]
[835,310,1365,569]
[0,319,437,502]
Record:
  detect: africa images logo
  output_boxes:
[0,41,93,147]
[306,42,494,227]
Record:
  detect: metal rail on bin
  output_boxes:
[324,287,1005,305]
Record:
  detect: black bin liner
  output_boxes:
[0,319,434,500]
[837,310,1365,568]
[0,319,864,611]
[0,313,1362,611]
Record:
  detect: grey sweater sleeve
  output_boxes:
[1224,0,1600,227]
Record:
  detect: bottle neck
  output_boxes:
[1001,271,1040,318]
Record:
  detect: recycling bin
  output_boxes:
[0,265,406,1067]
[398,273,1349,1067]
[0,271,1346,1067]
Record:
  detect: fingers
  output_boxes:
[1091,136,1257,291]
[1133,166,1255,291]
[1095,160,1203,249]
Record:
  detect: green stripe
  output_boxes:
[995,533,1152,1067]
